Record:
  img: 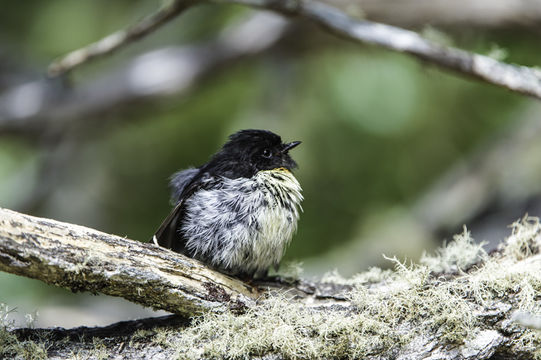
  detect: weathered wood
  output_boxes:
[0,207,257,316]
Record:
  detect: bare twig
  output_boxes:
[45,0,541,79]
[47,0,195,77]
[0,12,289,136]
[217,0,541,100]
[46,0,541,101]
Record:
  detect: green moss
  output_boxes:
[169,218,541,359]
[3,218,540,359]
[0,305,47,360]
[173,297,403,359]
[91,338,109,360]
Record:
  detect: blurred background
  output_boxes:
[1,0,541,328]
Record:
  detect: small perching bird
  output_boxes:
[153,129,303,278]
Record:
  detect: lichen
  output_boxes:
[3,218,541,359]
[320,266,392,286]
[0,304,47,360]
[168,217,541,359]
[171,295,403,359]
[420,225,487,273]
[503,216,541,260]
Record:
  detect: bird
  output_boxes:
[152,129,303,278]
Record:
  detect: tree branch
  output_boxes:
[44,0,541,101]
[218,0,541,100]
[47,0,195,77]
[0,207,349,317]
[5,0,540,137]
[44,0,541,79]
[0,12,289,136]
[2,210,541,359]
[0,207,257,316]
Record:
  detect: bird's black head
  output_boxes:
[204,129,301,178]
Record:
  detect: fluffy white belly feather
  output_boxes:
[180,168,302,276]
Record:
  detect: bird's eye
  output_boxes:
[262,149,272,158]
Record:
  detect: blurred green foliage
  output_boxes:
[0,0,539,316]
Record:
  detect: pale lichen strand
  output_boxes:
[0,304,47,360]
[168,217,541,359]
[420,225,487,273]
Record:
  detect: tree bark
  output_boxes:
[1,207,540,359]
[0,207,257,317]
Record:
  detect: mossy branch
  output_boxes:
[2,208,541,359]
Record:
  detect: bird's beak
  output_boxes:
[282,141,301,153]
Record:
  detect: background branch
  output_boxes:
[0,12,289,136]
[220,0,541,100]
[5,0,541,138]
[47,0,194,76]
[44,0,541,101]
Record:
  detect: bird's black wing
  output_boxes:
[152,168,200,251]
[152,200,185,250]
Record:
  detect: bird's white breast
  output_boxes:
[180,168,303,275]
